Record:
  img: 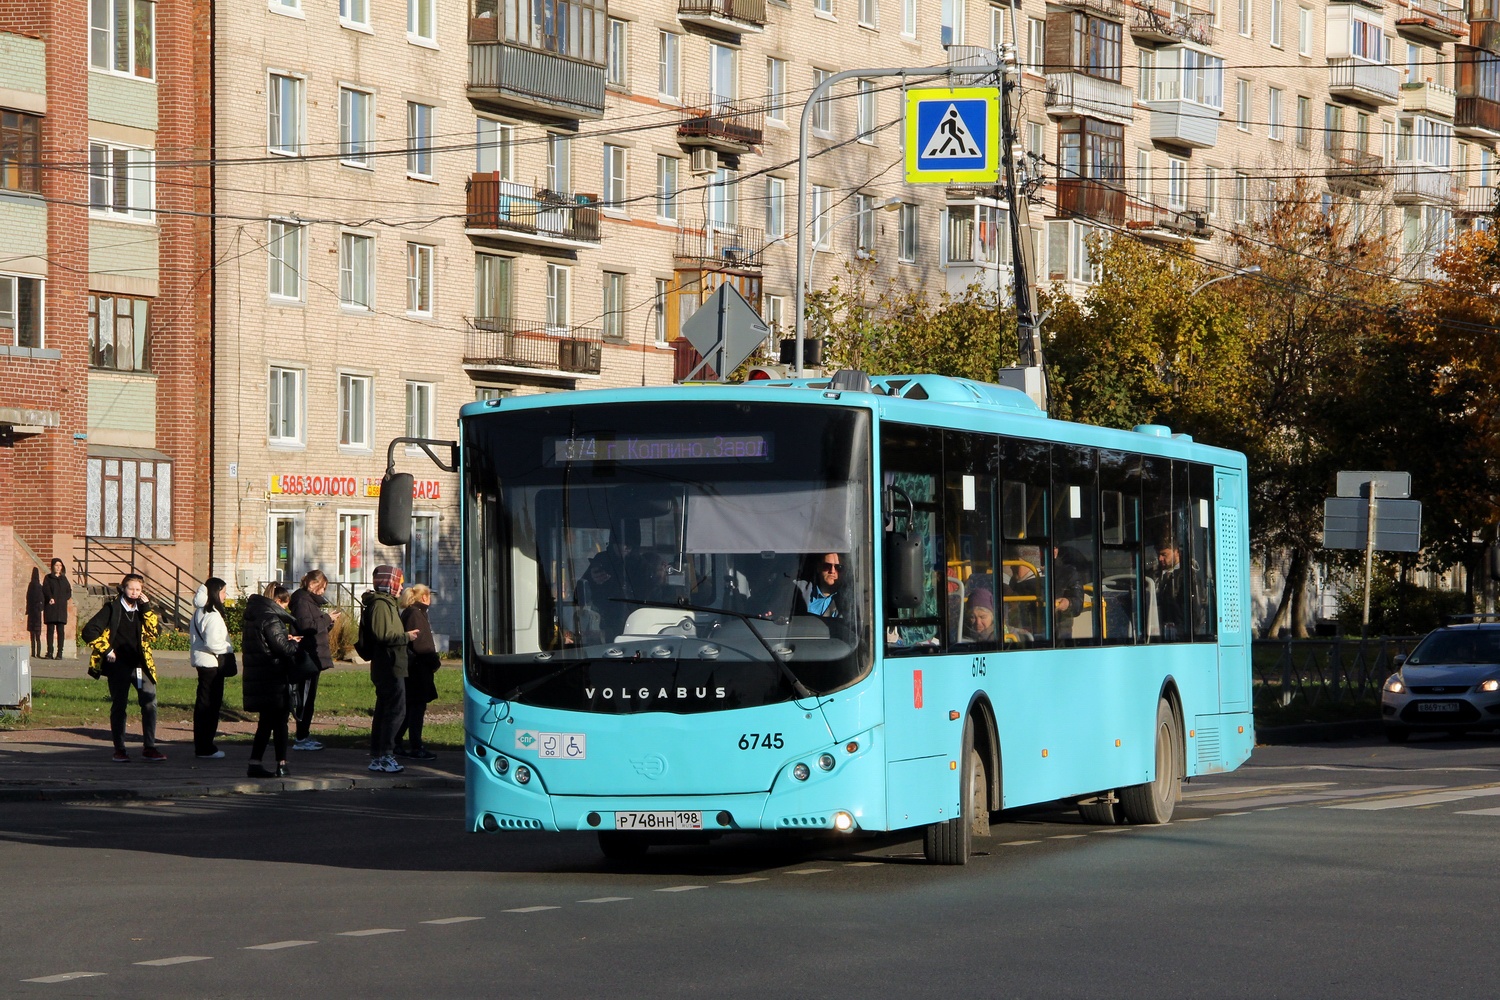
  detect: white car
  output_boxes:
[1382,623,1500,742]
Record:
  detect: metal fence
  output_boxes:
[1251,636,1423,707]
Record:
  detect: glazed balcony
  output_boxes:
[1044,72,1135,124]
[1396,0,1466,43]
[465,174,602,248]
[1129,2,1214,46]
[1456,94,1500,138]
[677,0,767,32]
[1326,144,1390,192]
[677,94,766,153]
[1055,177,1126,225]
[1329,57,1402,106]
[1145,97,1222,148]
[463,316,603,375]
[674,220,767,269]
[1390,163,1462,203]
[467,17,606,120]
[1400,80,1458,118]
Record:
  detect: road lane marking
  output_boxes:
[844,861,881,867]
[244,941,317,950]
[338,929,404,936]
[1217,811,1251,816]
[719,877,768,884]
[1183,782,1335,800]
[503,906,561,913]
[999,840,1040,846]
[1195,785,1438,809]
[655,885,707,892]
[1456,807,1500,816]
[1327,785,1500,811]
[1176,817,1211,822]
[135,957,211,966]
[1256,807,1288,812]
[577,897,632,903]
[1091,828,1132,834]
[785,868,831,875]
[422,917,484,924]
[21,972,106,983]
[1048,834,1087,840]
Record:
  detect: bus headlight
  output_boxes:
[818,753,836,771]
[832,811,854,832]
[515,765,532,785]
[792,763,810,781]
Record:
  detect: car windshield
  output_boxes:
[1407,629,1500,665]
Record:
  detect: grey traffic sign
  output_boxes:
[1335,471,1411,499]
[1322,497,1422,553]
[680,282,772,380]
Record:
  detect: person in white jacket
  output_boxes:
[189,578,234,759]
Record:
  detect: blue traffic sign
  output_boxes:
[904,86,1000,184]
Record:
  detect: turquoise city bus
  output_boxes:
[418,370,1252,864]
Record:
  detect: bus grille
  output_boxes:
[489,816,545,830]
[1195,727,1221,767]
[1218,504,1242,633]
[776,814,830,829]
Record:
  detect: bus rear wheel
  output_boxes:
[923,718,986,865]
[1119,698,1180,825]
[1077,796,1121,825]
[597,831,650,862]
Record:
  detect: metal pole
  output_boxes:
[793,61,997,377]
[1362,486,1377,639]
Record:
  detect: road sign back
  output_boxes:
[905,86,999,184]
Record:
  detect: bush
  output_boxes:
[1335,572,1469,636]
[332,607,359,661]
[154,628,191,651]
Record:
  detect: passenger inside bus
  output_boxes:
[963,587,998,643]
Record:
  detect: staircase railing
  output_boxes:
[80,537,196,633]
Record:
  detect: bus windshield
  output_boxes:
[464,400,873,714]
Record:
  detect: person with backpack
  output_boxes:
[360,565,416,774]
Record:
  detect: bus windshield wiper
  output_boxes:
[614,598,818,701]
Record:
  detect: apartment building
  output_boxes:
[0,2,211,643]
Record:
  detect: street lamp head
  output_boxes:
[880,196,903,212]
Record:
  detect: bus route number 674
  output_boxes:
[739,733,784,750]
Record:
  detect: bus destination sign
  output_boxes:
[546,433,772,465]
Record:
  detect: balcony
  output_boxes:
[674,220,767,269]
[1129,3,1214,46]
[1396,0,1467,42]
[1048,0,1124,17]
[1456,184,1499,217]
[468,18,606,120]
[1055,178,1126,225]
[1326,145,1390,192]
[1145,98,1221,148]
[677,0,767,32]
[1045,73,1135,124]
[1400,80,1458,118]
[1390,164,1462,203]
[465,174,602,249]
[463,316,603,376]
[1329,57,1402,106]
[677,95,766,153]
[1456,94,1500,138]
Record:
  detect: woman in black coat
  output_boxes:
[395,584,441,760]
[41,558,71,658]
[241,586,302,778]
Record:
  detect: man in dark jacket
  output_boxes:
[82,574,163,762]
[361,565,414,774]
[241,585,303,777]
[42,558,72,658]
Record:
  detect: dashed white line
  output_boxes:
[244,940,317,951]
[655,885,708,893]
[1048,834,1087,840]
[1091,828,1132,834]
[1327,786,1500,811]
[999,840,1041,846]
[503,906,561,913]
[1176,817,1212,822]
[843,861,881,867]
[135,956,211,967]
[337,928,404,937]
[421,917,484,925]
[1217,811,1251,816]
[719,877,768,884]
[21,972,105,984]
[577,897,632,904]
[784,868,831,875]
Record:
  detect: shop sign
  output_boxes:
[269,473,360,497]
[362,477,442,500]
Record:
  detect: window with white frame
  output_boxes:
[340,87,374,167]
[407,103,434,178]
[405,380,433,439]
[814,0,831,15]
[708,167,738,230]
[1297,6,1311,55]
[1142,47,1223,107]
[269,73,304,155]
[90,0,153,78]
[607,18,627,86]
[766,58,786,123]
[946,204,1006,266]
[88,142,154,221]
[990,4,1004,48]
[1046,220,1102,283]
[812,69,833,134]
[86,455,172,540]
[904,0,918,35]
[603,144,627,209]
[1136,148,1151,202]
[765,176,785,237]
[546,263,571,332]
[654,277,670,345]
[267,219,304,301]
[339,373,372,449]
[603,271,626,340]
[1268,86,1283,139]
[941,0,964,45]
[475,254,513,322]
[407,243,434,316]
[1237,0,1251,35]
[1027,120,1044,156]
[268,366,303,444]
[1168,157,1188,210]
[709,43,737,105]
[271,0,300,12]
[899,202,919,261]
[340,0,369,28]
[854,193,876,256]
[1233,171,1249,223]
[1027,18,1044,72]
[657,155,679,220]
[1236,79,1251,130]
[659,31,681,99]
[1296,95,1311,148]
[1205,166,1219,217]
[0,274,43,349]
[1268,0,1282,46]
[337,512,370,582]
[810,184,831,247]
[476,118,514,178]
[860,0,877,27]
[1398,115,1454,166]
[339,232,374,310]
[856,80,876,142]
[547,133,572,192]
[408,0,435,41]
[88,293,150,371]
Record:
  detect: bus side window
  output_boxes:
[1053,446,1099,648]
[945,430,998,652]
[1099,449,1142,644]
[1189,463,1217,641]
[881,424,944,653]
[999,437,1051,649]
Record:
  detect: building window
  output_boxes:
[603,271,626,340]
[1205,166,1219,217]
[339,373,372,449]
[1236,79,1251,131]
[904,0,918,35]
[1045,220,1102,283]
[1027,120,1044,156]
[603,144,627,209]
[86,457,172,540]
[340,87,374,168]
[1268,0,1282,47]
[267,219,304,301]
[763,294,786,338]
[941,0,964,45]
[1,111,42,193]
[766,58,786,123]
[765,176,785,238]
[339,232,374,310]
[1233,171,1249,223]
[90,0,153,78]
[659,31,680,100]
[268,73,305,155]
[1168,157,1187,210]
[1,274,44,349]
[408,0,435,41]
[1324,103,1342,152]
[89,142,154,221]
[811,184,831,248]
[657,155,679,220]
[407,243,434,316]
[268,366,304,444]
[854,193,876,257]
[814,0,832,15]
[1296,95,1311,148]
[710,43,738,105]
[1237,0,1251,36]
[475,254,513,322]
[88,293,149,371]
[812,69,833,134]
[860,0,878,27]
[1136,148,1151,201]
[477,118,514,178]
[405,381,433,439]
[899,202,919,262]
[340,0,370,28]
[654,277,670,345]
[1268,86,1283,140]
[337,512,370,583]
[1068,13,1121,83]
[547,133,571,193]
[1026,18,1044,72]
[1297,6,1311,55]
[708,167,738,230]
[407,102,434,178]
[271,0,300,12]
[856,80,877,143]
[607,18,627,86]
[546,263,571,332]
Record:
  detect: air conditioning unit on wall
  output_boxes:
[689,147,718,176]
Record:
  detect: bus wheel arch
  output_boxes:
[922,711,989,865]
[967,695,1002,815]
[1119,685,1184,825]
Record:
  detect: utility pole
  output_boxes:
[995,42,1046,410]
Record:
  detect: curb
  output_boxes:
[0,774,463,803]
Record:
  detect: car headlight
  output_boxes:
[1384,675,1406,694]
[1480,679,1500,693]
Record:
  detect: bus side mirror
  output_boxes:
[887,532,923,610]
[378,472,414,546]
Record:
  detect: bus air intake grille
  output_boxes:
[492,816,545,830]
[777,814,831,829]
[1218,503,1243,633]
[1195,728,1221,767]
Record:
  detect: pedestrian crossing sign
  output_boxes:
[904,86,1000,184]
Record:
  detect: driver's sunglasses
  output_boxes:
[822,561,841,572]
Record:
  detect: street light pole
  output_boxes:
[803,197,903,340]
[1187,264,1261,298]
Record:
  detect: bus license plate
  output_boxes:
[1417,702,1460,713]
[614,811,703,831]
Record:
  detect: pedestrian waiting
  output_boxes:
[188,577,235,759]
[42,558,71,658]
[396,583,440,761]
[288,569,341,752]
[241,584,304,778]
[82,574,164,762]
[360,565,414,774]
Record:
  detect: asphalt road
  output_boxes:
[4,736,1500,999]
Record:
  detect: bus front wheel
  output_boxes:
[1119,698,1180,825]
[598,831,650,862]
[923,718,986,865]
